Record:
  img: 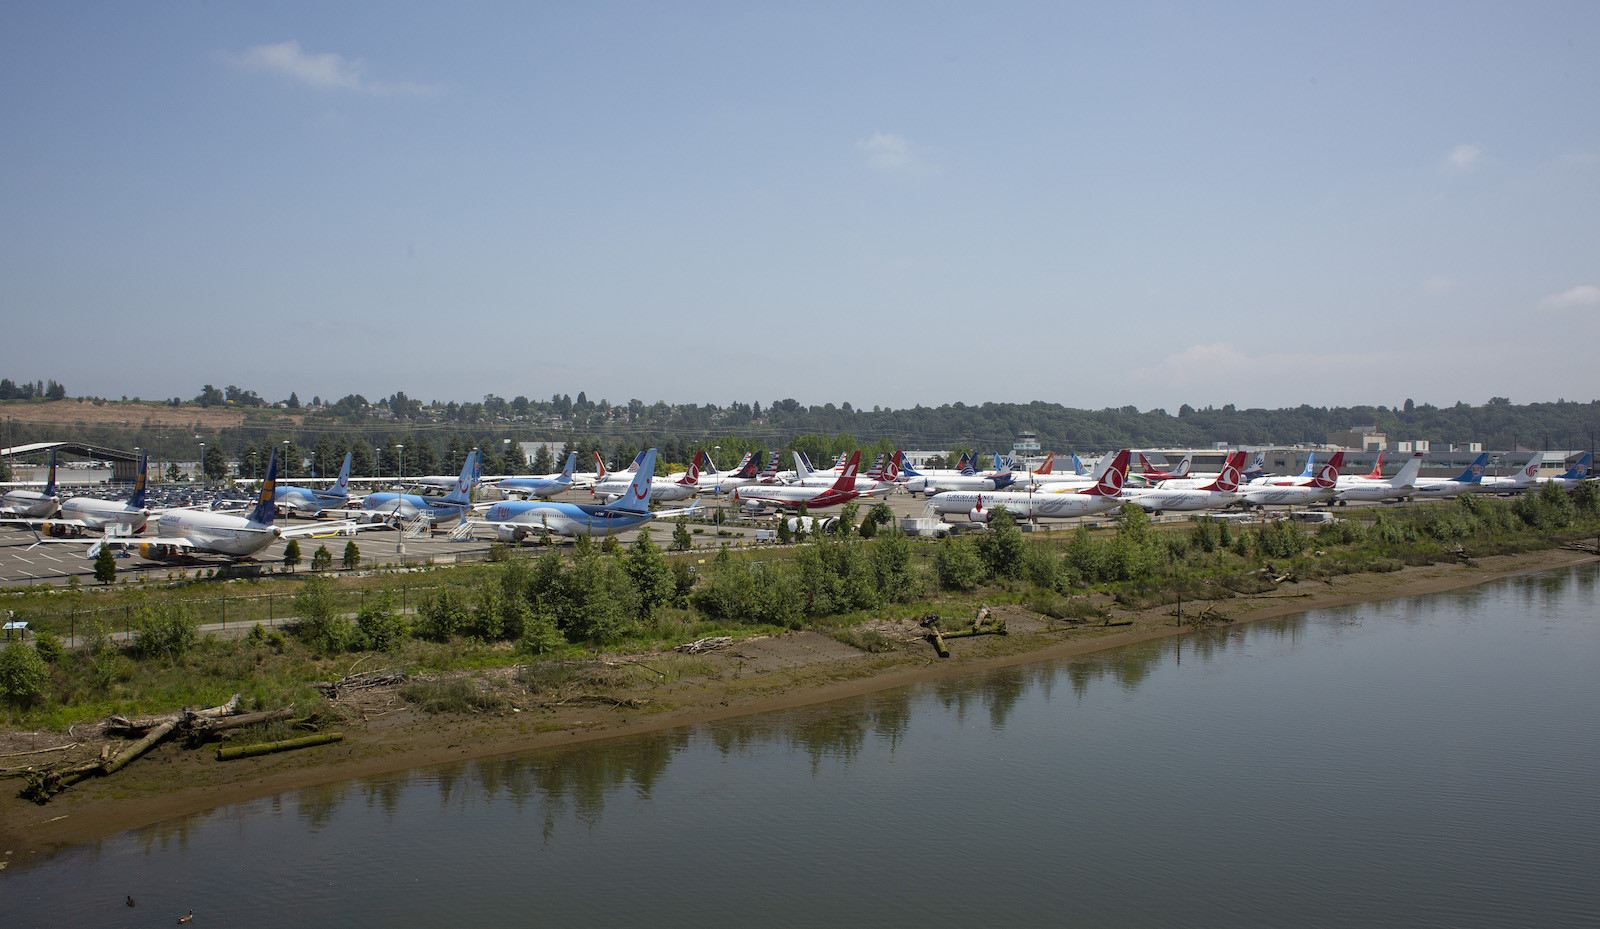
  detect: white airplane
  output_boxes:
[928,449,1131,522]
[1537,453,1592,491]
[695,452,761,497]
[592,450,702,503]
[897,454,981,494]
[1469,452,1545,495]
[1029,451,1122,493]
[273,453,353,517]
[1410,453,1489,500]
[1122,451,1248,514]
[735,451,862,513]
[1238,453,1345,507]
[88,448,359,561]
[0,449,61,518]
[358,451,480,526]
[1334,452,1424,504]
[793,451,901,496]
[1136,452,1193,483]
[487,452,581,500]
[466,448,697,540]
[4,453,153,536]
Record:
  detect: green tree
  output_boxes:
[94,544,117,584]
[776,517,792,544]
[978,507,1025,579]
[294,575,354,653]
[203,444,228,481]
[626,527,676,620]
[342,539,361,569]
[282,538,301,573]
[837,501,860,538]
[934,536,989,591]
[671,517,694,552]
[133,602,200,663]
[0,641,49,709]
[311,544,333,572]
[356,596,408,651]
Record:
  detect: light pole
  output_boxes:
[503,438,512,474]
[395,444,406,559]
[196,435,204,484]
[281,439,290,481]
[714,445,722,518]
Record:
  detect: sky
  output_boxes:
[3,2,1597,414]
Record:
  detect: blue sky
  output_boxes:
[3,2,1596,413]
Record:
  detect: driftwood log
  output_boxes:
[316,670,408,699]
[107,694,242,737]
[674,636,734,654]
[217,732,343,761]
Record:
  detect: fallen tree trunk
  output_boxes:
[217,732,343,761]
[102,718,177,775]
[107,693,241,737]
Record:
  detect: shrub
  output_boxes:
[293,576,354,654]
[356,597,409,651]
[934,536,988,591]
[133,602,200,662]
[311,545,333,572]
[401,678,507,714]
[32,630,64,664]
[417,587,472,642]
[0,641,49,708]
[342,540,361,569]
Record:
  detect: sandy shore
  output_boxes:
[3,546,1594,869]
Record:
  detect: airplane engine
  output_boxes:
[968,506,989,523]
[495,525,528,543]
[138,542,164,559]
[41,522,69,537]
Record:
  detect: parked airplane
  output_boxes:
[1410,453,1489,499]
[1469,452,1546,495]
[410,454,483,491]
[1334,452,1424,503]
[913,455,1018,496]
[1122,451,1248,513]
[592,451,702,503]
[0,450,60,518]
[928,450,1132,522]
[359,450,480,526]
[88,449,358,561]
[1137,452,1193,482]
[491,452,579,500]
[273,453,353,517]
[1238,453,1345,507]
[1537,453,1593,491]
[468,448,696,539]
[735,452,862,513]
[1029,451,1121,493]
[793,451,900,496]
[4,453,151,535]
[697,452,760,497]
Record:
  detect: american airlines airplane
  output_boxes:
[88,448,358,561]
[273,453,353,516]
[0,450,60,518]
[468,448,696,539]
[927,450,1131,522]
[735,452,862,513]
[1122,451,1248,514]
[1238,453,1345,507]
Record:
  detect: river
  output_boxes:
[5,564,1598,927]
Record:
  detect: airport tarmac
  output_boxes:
[0,486,1401,589]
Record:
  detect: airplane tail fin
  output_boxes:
[129,453,149,509]
[794,452,814,480]
[758,452,781,482]
[1034,452,1054,476]
[733,453,757,478]
[1243,451,1266,479]
[560,452,577,482]
[593,452,609,481]
[900,458,924,478]
[1201,451,1247,492]
[334,452,352,497]
[1559,453,1592,479]
[864,453,886,481]
[45,449,57,497]
[1085,450,1131,496]
[679,451,703,485]
[612,449,659,514]
[1311,452,1345,489]
[831,451,862,494]
[1364,453,1384,480]
[1391,452,1425,489]
[1174,452,1193,477]
[249,449,279,525]
[1299,452,1317,478]
[1072,453,1086,476]
[886,450,903,482]
[1138,452,1160,476]
[442,450,479,505]
[1514,452,1542,484]
[1452,453,1489,484]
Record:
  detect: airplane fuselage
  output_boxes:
[154,510,280,558]
[928,490,1120,521]
[0,490,60,518]
[482,500,655,538]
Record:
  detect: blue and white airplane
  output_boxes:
[0,449,61,518]
[274,453,352,516]
[360,450,479,526]
[1411,453,1491,499]
[1537,452,1592,492]
[469,448,696,539]
[490,452,578,500]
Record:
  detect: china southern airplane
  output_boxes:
[1469,452,1545,495]
[273,453,353,516]
[1410,453,1490,499]
[4,453,152,535]
[469,448,696,539]
[1537,453,1592,491]
[88,448,358,561]
[360,451,480,526]
[0,449,60,518]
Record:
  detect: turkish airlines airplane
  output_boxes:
[928,450,1131,522]
[1239,453,1345,507]
[1122,451,1248,514]
[735,452,862,513]
[1334,452,1424,503]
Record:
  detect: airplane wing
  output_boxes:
[652,501,700,520]
[1,516,94,531]
[86,534,206,559]
[278,521,366,539]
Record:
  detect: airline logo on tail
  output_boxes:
[1524,460,1539,479]
[1202,452,1246,492]
[678,451,703,485]
[249,449,279,525]
[1312,452,1345,489]
[560,452,576,481]
[1087,450,1131,496]
[334,453,352,495]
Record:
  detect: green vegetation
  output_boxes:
[3,487,1597,730]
